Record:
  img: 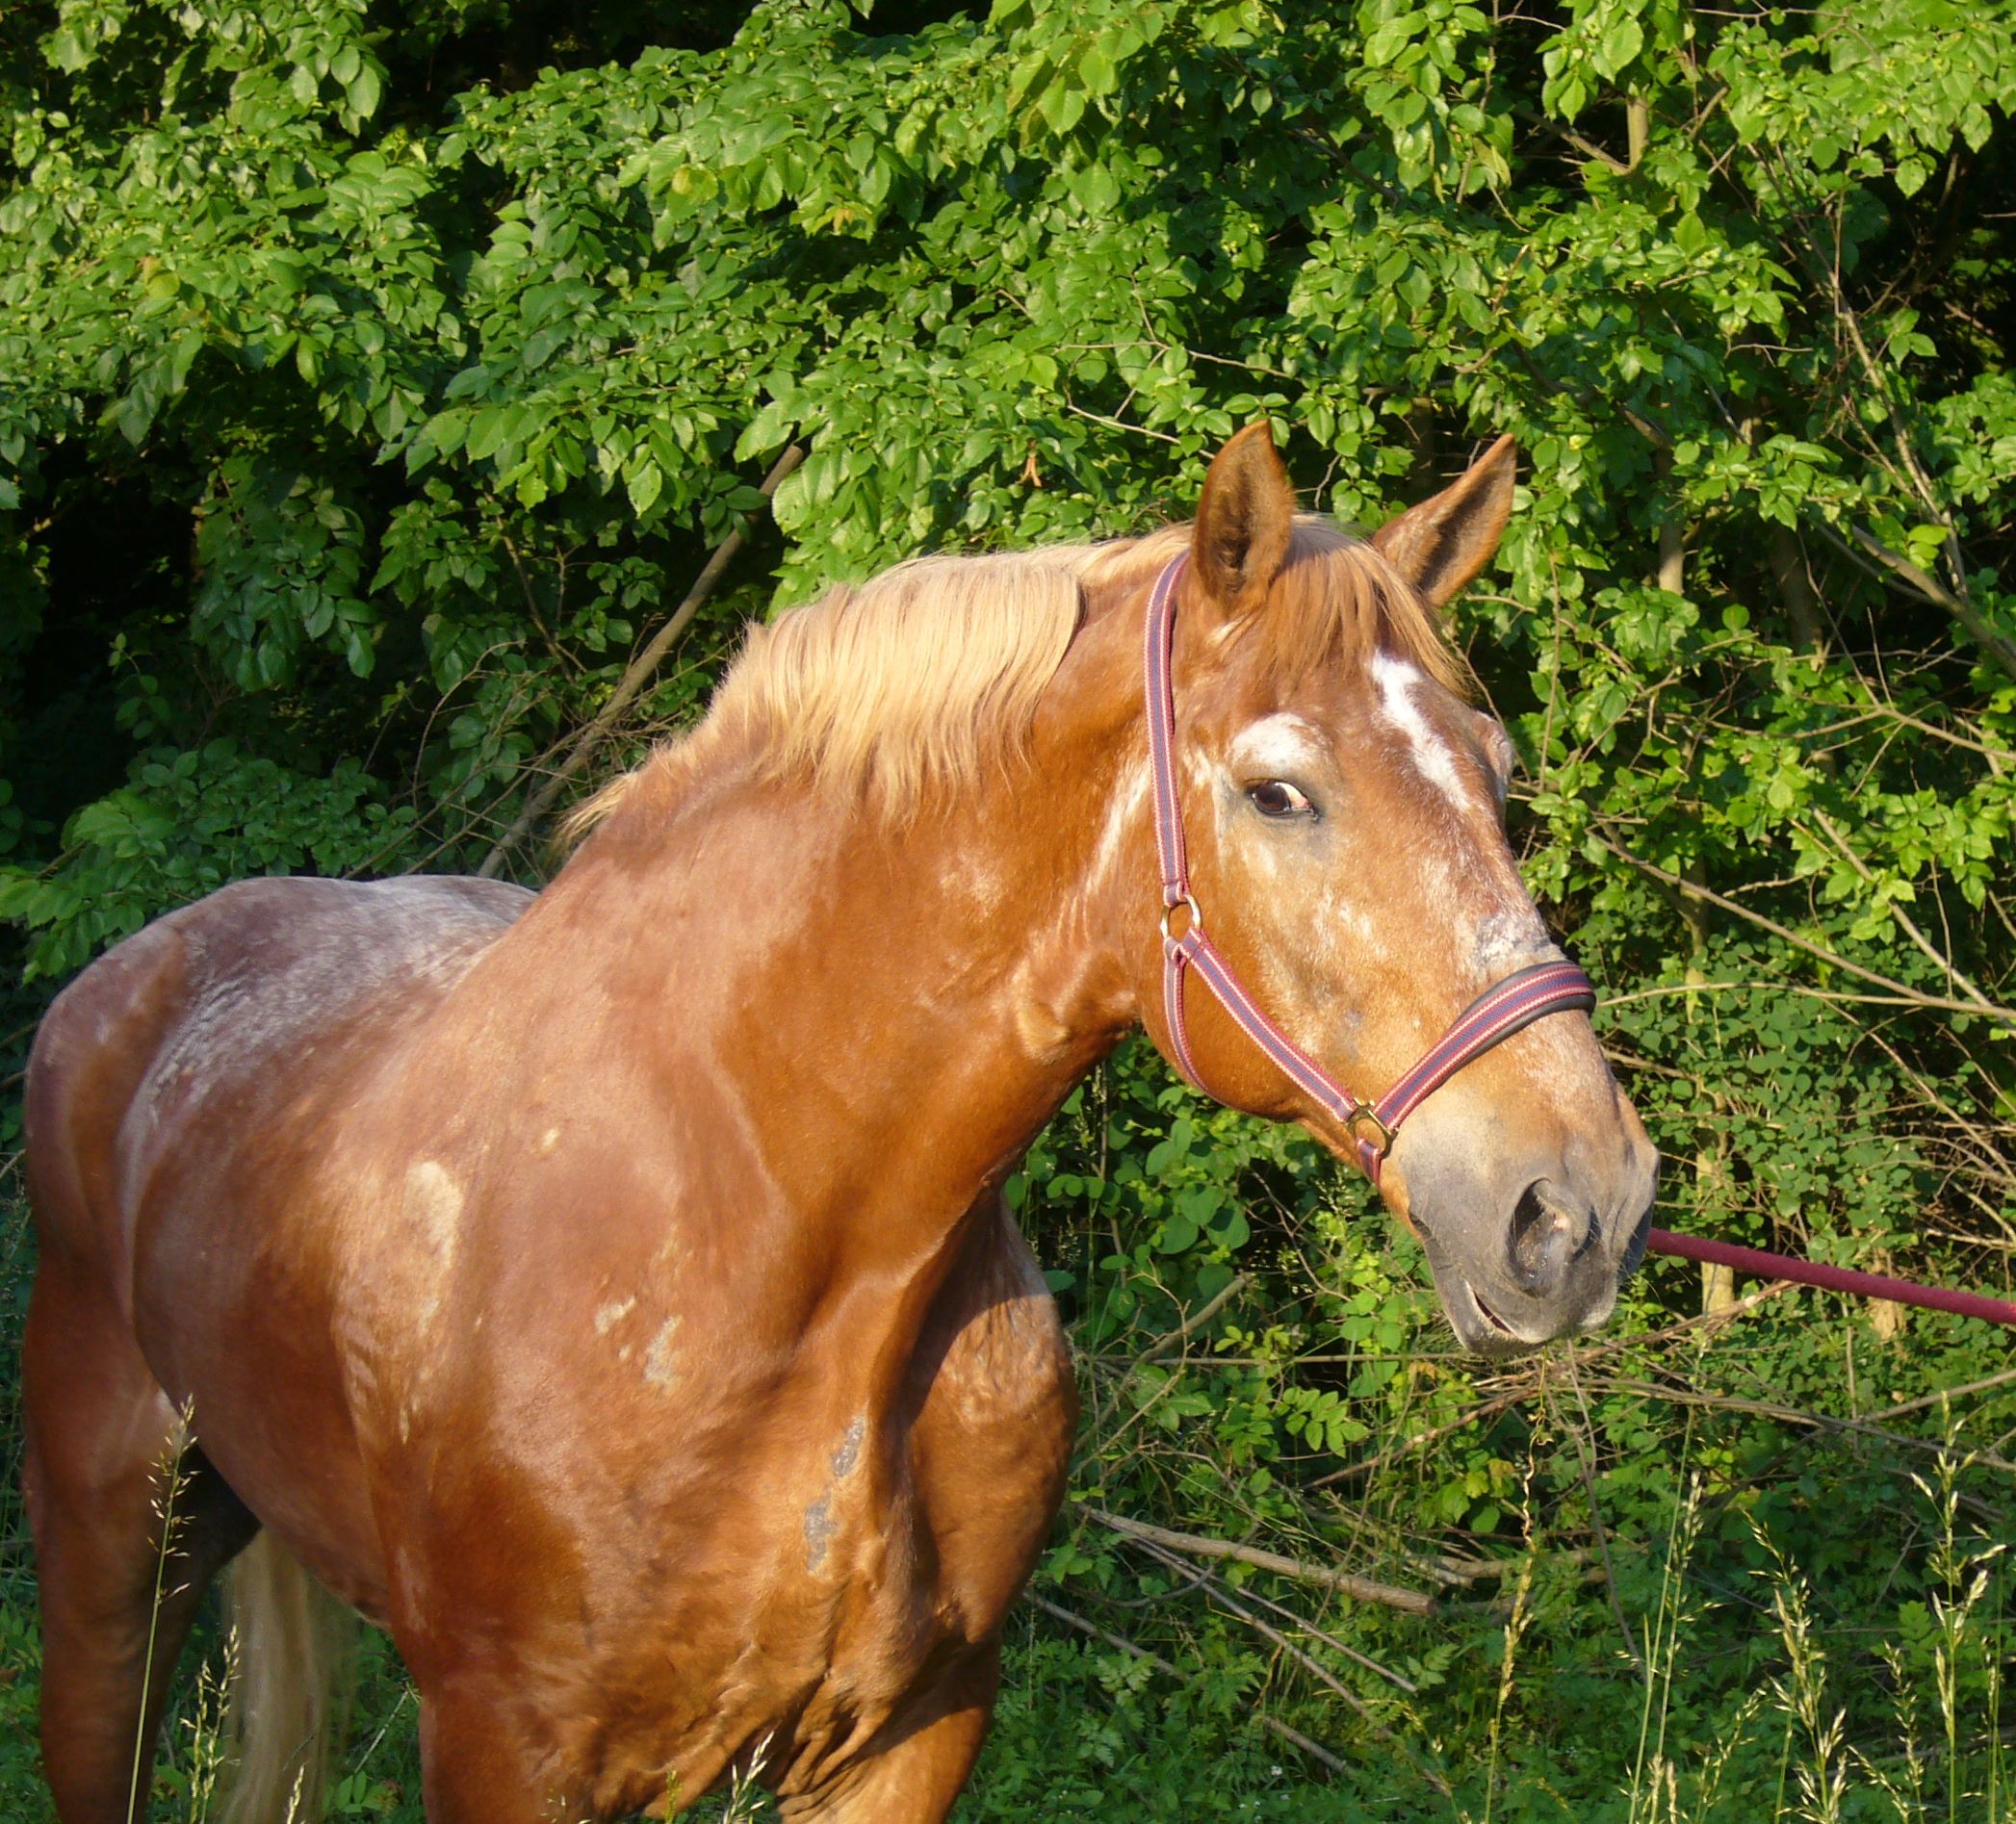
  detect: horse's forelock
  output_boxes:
[1241,520,1476,705]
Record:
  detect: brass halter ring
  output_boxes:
[1344,1107,1397,1161]
[1158,894,1202,945]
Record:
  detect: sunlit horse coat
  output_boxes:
[23,426,1655,1821]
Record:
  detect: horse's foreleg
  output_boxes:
[415,1680,593,1824]
[777,1642,1001,1824]
[23,1267,257,1822]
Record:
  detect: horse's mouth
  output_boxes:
[1443,1276,1573,1358]
[1445,1271,1618,1358]
[1458,1284,1535,1358]
[1472,1292,1516,1339]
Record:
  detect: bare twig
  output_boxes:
[1813,522,2016,685]
[1126,1539,1454,1797]
[1084,1507,1433,1614]
[1512,104,1631,174]
[1203,1570,1420,1693]
[1307,1385,1536,1492]
[1434,1541,1630,1585]
[1060,401,1181,446]
[1124,1273,1254,1373]
[1601,980,1996,1016]
[1806,809,1999,1010]
[1590,834,2016,1024]
[1092,1272,1256,1448]
[1597,1377,2016,1477]
[1873,1366,2016,1423]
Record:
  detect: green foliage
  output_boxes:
[0,743,409,976]
[3,0,2016,1816]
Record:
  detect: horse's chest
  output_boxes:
[727,1217,1073,1779]
[373,1208,1077,1811]
[902,1226,1077,1613]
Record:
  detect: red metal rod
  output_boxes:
[1647,1227,2016,1329]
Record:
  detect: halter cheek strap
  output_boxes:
[1142,552,1597,1184]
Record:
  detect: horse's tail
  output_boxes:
[219,1532,359,1824]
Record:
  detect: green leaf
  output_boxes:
[626,461,663,516]
[1595,19,1643,80]
[736,398,797,460]
[1037,74,1086,135]
[348,64,383,123]
[44,25,90,72]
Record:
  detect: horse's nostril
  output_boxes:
[1508,1181,1594,1294]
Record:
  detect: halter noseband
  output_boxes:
[1142,552,1597,1184]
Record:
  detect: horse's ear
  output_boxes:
[1371,434,1517,609]
[1191,423,1296,616]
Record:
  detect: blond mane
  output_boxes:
[563,516,1466,845]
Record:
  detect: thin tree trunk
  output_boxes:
[476,446,804,879]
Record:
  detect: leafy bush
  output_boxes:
[2,0,2014,1816]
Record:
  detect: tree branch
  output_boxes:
[1812,521,2016,686]
[476,446,804,879]
[1805,809,2000,1012]
[1590,833,2016,1025]
[1125,1536,1454,1797]
[1083,1507,1433,1614]
[1123,1272,1253,1373]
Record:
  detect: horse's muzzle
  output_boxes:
[1409,1132,1660,1356]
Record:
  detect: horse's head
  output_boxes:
[1124,424,1657,1355]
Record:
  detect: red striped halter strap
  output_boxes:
[1143,552,1599,1184]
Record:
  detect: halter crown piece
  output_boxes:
[1143,552,1598,1184]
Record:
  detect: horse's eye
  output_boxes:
[1247,780,1313,819]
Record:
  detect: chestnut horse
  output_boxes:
[23,425,1656,1822]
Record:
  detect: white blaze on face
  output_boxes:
[1369,653,1470,810]
[1356,666,1560,989]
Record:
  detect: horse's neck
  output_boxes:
[521,744,1140,1266]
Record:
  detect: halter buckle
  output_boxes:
[1344,1106,1396,1160]
[1158,894,1202,945]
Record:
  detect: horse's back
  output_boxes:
[25,873,531,1291]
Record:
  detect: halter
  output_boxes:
[1143,552,1597,1184]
